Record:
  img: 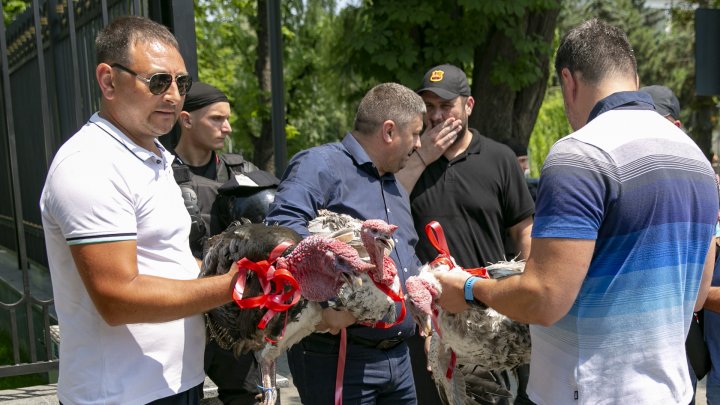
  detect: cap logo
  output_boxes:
[429,70,445,82]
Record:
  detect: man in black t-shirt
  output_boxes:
[397,64,535,405]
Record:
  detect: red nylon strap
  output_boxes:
[335,328,347,405]
[466,267,489,279]
[425,221,450,257]
[231,241,300,333]
[424,221,481,379]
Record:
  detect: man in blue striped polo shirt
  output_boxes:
[433,18,718,404]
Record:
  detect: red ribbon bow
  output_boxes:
[232,241,299,342]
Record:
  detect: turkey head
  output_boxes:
[359,219,398,286]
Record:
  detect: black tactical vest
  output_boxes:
[173,153,259,258]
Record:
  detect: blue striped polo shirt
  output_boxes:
[527,92,718,404]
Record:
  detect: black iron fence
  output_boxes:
[0,0,196,381]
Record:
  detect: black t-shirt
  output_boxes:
[410,129,534,267]
[186,152,218,179]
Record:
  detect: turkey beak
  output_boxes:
[375,236,394,256]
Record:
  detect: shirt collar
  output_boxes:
[89,112,170,166]
[341,132,395,179]
[587,91,655,123]
[341,132,372,164]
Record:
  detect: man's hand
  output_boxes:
[418,118,462,164]
[315,308,357,334]
[433,270,473,314]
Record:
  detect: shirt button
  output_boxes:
[386,208,391,213]
[156,159,161,164]
[397,331,402,335]
[403,267,408,272]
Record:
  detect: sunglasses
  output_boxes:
[111,63,193,96]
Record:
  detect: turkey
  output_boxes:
[259,212,404,388]
[406,254,530,405]
[308,209,403,325]
[201,216,402,405]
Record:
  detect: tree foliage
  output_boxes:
[194,0,350,171]
[529,0,720,174]
[2,1,29,26]
[558,0,719,159]
[528,87,570,177]
[332,0,561,147]
[195,0,562,169]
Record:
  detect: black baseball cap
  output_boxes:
[639,85,680,120]
[417,64,471,100]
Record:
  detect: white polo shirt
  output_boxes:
[40,113,205,405]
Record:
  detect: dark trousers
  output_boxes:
[204,340,264,405]
[147,383,203,405]
[407,334,443,405]
[288,334,417,405]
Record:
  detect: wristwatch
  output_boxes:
[464,276,481,305]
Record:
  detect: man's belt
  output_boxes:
[347,334,405,350]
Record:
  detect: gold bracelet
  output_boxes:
[416,151,428,166]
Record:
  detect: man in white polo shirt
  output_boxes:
[40,16,238,405]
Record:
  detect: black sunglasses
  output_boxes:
[111,63,193,96]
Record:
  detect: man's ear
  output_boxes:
[96,63,115,99]
[179,111,192,128]
[560,68,577,104]
[465,96,475,117]
[381,120,395,143]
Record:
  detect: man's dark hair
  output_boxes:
[554,18,637,85]
[95,15,180,65]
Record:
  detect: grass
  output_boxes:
[0,330,50,390]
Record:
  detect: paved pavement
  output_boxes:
[277,351,302,404]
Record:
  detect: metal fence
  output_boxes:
[0,0,196,380]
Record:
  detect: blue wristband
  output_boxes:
[464,276,480,304]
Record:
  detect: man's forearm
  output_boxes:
[397,152,428,192]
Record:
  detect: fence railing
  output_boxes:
[0,0,196,381]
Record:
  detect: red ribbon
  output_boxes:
[231,241,299,340]
[425,221,488,278]
[424,221,489,380]
[335,328,348,405]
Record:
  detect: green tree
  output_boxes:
[332,0,562,149]
[2,1,29,26]
[528,87,570,177]
[530,0,720,174]
[557,0,720,159]
[335,0,559,145]
[195,1,563,168]
[194,0,349,172]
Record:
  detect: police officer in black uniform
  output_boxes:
[172,82,279,404]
